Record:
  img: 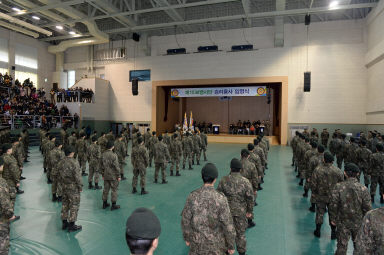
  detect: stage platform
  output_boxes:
[207,134,279,145]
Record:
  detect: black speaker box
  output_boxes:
[11,66,15,70]
[132,33,140,42]
[305,14,311,26]
[132,79,138,96]
[304,72,311,92]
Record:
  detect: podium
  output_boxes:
[213,124,220,134]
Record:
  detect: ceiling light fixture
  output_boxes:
[78,40,93,44]
[32,16,40,20]
[329,1,339,9]
[12,7,20,11]
[56,25,63,30]
[69,31,76,35]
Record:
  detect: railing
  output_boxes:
[0,114,78,130]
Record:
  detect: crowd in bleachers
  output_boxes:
[54,87,94,103]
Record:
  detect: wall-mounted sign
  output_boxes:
[171,86,267,98]
[129,69,151,81]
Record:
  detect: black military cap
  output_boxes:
[201,163,218,179]
[323,152,334,163]
[55,140,62,147]
[64,145,75,156]
[376,143,384,152]
[317,144,325,153]
[92,136,98,142]
[345,163,359,174]
[2,144,12,153]
[106,140,114,149]
[126,208,161,239]
[247,143,254,151]
[137,137,143,144]
[230,158,242,170]
[173,133,178,138]
[158,135,163,141]
[253,139,259,146]
[11,137,19,143]
[241,149,250,157]
[49,134,55,140]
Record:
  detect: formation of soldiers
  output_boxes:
[182,133,269,255]
[291,128,384,254]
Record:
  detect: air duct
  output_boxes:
[0,11,52,36]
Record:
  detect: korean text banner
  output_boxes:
[171,86,267,98]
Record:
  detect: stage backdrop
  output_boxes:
[185,95,274,133]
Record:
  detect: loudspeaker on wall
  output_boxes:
[132,79,138,96]
[304,72,311,92]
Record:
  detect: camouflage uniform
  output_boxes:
[170,138,183,175]
[369,151,384,198]
[310,129,319,143]
[217,172,254,254]
[254,145,266,171]
[354,207,384,255]
[153,141,170,182]
[50,147,65,197]
[192,134,202,165]
[181,186,236,254]
[307,153,323,203]
[2,154,19,208]
[200,133,208,161]
[0,177,14,255]
[298,142,311,179]
[240,157,258,203]
[75,138,87,174]
[335,138,346,169]
[88,143,101,185]
[182,135,194,169]
[329,178,372,255]
[106,133,115,144]
[143,131,151,149]
[97,135,108,153]
[114,139,127,175]
[321,130,330,148]
[344,142,358,165]
[148,136,157,167]
[60,129,67,145]
[58,157,82,223]
[303,147,317,181]
[163,133,171,149]
[311,163,343,225]
[101,150,120,203]
[357,146,372,186]
[131,144,149,189]
[68,135,77,150]
[329,137,340,157]
[291,135,300,167]
[43,140,55,177]
[249,151,263,179]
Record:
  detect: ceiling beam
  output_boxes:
[241,0,251,26]
[274,0,285,47]
[9,0,86,16]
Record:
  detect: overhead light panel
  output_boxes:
[69,31,76,35]
[78,40,94,44]
[56,25,63,30]
[32,16,40,20]
[12,7,21,12]
[329,1,339,9]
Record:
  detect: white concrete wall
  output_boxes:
[80,78,111,121]
[366,0,384,124]
[64,19,368,124]
[0,26,55,90]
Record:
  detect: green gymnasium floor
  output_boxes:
[10,144,382,255]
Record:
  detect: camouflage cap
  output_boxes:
[345,163,359,174]
[2,143,12,152]
[230,158,242,170]
[137,137,143,144]
[55,140,62,147]
[201,163,218,179]
[126,207,161,239]
[323,152,334,163]
[106,140,114,149]
[64,145,75,156]
[247,143,254,151]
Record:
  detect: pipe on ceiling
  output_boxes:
[0,20,39,38]
[0,11,52,36]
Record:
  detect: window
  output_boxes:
[15,43,38,70]
[0,38,8,70]
[68,70,75,88]
[15,71,38,87]
[0,68,8,75]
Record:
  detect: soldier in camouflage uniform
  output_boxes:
[354,204,384,255]
[310,128,319,143]
[50,140,65,202]
[106,130,115,144]
[114,135,127,180]
[181,163,236,255]
[321,128,330,148]
[148,131,157,167]
[307,145,325,212]
[11,137,24,182]
[60,127,67,146]
[163,131,171,149]
[67,132,77,150]
[217,158,254,255]
[75,134,88,176]
[302,142,318,197]
[240,149,258,210]
[2,144,22,204]
[144,128,151,149]
[311,152,343,239]
[357,139,372,187]
[329,163,372,255]
[297,138,311,184]
[369,143,384,204]
[153,136,170,184]
[101,141,121,210]
[90,131,98,142]
[344,137,358,165]
[131,137,149,195]
[97,132,108,153]
[0,157,18,255]
[335,134,346,169]
[247,144,263,190]
[192,132,202,165]
[169,133,182,176]
[329,133,339,158]
[58,146,82,232]
[200,131,208,161]
[183,132,194,170]
[88,136,102,190]
[291,131,300,168]
[253,139,266,175]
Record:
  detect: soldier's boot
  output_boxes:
[371,195,375,203]
[62,220,68,230]
[261,177,264,183]
[103,201,110,209]
[257,184,263,191]
[381,196,384,204]
[47,178,52,184]
[132,187,137,194]
[303,189,308,198]
[299,179,304,186]
[309,203,316,212]
[141,188,148,195]
[192,160,195,165]
[197,160,200,165]
[67,222,82,232]
[295,166,298,172]
[182,164,185,170]
[154,179,158,183]
[176,171,181,176]
[247,219,256,228]
[254,201,258,206]
[331,226,337,240]
[265,164,268,169]
[20,176,26,180]
[88,182,94,189]
[52,194,58,202]
[188,164,193,170]
[10,215,20,222]
[81,171,88,176]
[94,183,102,190]
[121,174,127,180]
[111,202,120,211]
[57,196,62,202]
[170,171,174,176]
[204,156,207,161]
[44,168,47,173]
[313,224,321,238]
[162,180,168,184]
[16,187,24,194]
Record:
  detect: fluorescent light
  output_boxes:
[69,31,76,35]
[78,40,93,44]
[56,25,63,30]
[329,1,339,9]
[32,16,40,20]
[12,7,20,11]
